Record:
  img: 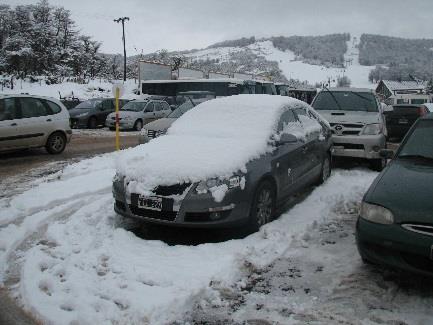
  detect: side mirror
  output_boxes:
[170,105,176,111]
[276,133,298,146]
[379,149,394,159]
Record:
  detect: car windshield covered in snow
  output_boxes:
[167,99,195,118]
[313,91,378,112]
[121,101,147,112]
[398,120,433,160]
[75,99,103,109]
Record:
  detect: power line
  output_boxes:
[113,17,129,81]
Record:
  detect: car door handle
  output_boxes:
[46,119,52,122]
[10,123,17,126]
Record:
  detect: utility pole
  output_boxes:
[114,17,129,81]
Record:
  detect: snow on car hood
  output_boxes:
[116,95,306,195]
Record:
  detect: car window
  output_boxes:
[398,120,433,159]
[19,97,50,118]
[278,110,297,131]
[154,102,163,111]
[293,107,307,116]
[44,100,62,114]
[102,100,113,111]
[145,102,154,112]
[161,102,170,111]
[0,98,18,121]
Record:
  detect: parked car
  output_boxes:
[138,97,207,144]
[356,113,433,276]
[69,98,129,129]
[105,98,171,131]
[311,87,387,171]
[113,95,332,230]
[0,94,72,154]
[384,104,429,140]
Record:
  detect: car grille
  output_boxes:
[333,143,365,150]
[402,224,433,237]
[147,130,165,139]
[330,123,364,136]
[153,183,191,196]
[129,205,177,221]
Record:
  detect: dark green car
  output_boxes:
[356,113,433,276]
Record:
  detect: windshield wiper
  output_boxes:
[322,86,343,111]
[349,91,372,102]
[398,154,433,162]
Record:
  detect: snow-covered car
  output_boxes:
[105,99,171,131]
[113,95,332,229]
[0,94,72,154]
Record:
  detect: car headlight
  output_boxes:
[360,202,394,224]
[196,175,244,194]
[140,128,147,136]
[361,123,382,135]
[76,112,88,118]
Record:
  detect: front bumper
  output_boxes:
[112,179,252,228]
[356,217,433,276]
[331,134,386,159]
[70,117,89,129]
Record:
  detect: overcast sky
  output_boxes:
[5,0,433,54]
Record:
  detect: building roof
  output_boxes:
[382,80,426,91]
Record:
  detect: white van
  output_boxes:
[0,94,72,154]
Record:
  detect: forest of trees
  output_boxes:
[270,34,350,67]
[0,0,123,83]
[359,34,433,82]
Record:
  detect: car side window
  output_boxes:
[19,98,49,118]
[278,110,298,131]
[161,102,170,111]
[0,98,18,121]
[144,102,154,113]
[293,107,307,116]
[44,100,62,114]
[154,102,163,111]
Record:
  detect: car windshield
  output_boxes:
[121,101,147,112]
[168,100,195,118]
[75,99,103,109]
[398,120,433,160]
[312,91,378,112]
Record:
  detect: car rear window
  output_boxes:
[312,91,378,112]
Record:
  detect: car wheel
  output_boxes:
[318,153,331,184]
[248,180,276,232]
[134,119,143,131]
[45,132,66,154]
[370,158,386,172]
[88,116,97,129]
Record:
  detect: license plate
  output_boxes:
[398,118,408,124]
[137,195,162,211]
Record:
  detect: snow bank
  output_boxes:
[0,159,377,324]
[116,95,311,195]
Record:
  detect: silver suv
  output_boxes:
[0,94,72,154]
[311,87,387,171]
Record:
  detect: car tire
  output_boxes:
[45,132,66,154]
[88,116,97,129]
[317,153,331,184]
[247,180,276,232]
[370,158,386,172]
[134,119,143,131]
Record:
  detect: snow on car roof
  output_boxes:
[116,95,308,194]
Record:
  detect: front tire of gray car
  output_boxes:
[134,119,143,131]
[45,132,66,154]
[318,154,331,184]
[247,180,276,232]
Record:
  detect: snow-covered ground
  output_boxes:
[0,146,399,324]
[0,79,140,101]
[248,39,375,88]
